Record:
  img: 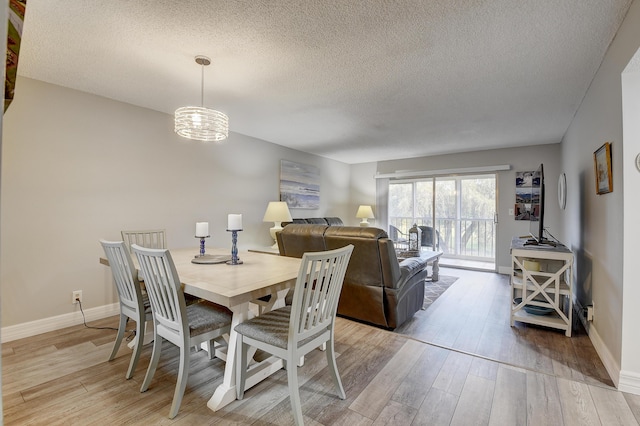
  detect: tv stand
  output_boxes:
[510,237,573,336]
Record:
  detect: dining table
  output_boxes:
[100,246,302,411]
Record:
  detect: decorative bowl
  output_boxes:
[513,297,554,315]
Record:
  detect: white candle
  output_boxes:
[195,222,209,237]
[228,214,242,230]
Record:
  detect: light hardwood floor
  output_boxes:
[396,267,614,388]
[3,268,640,425]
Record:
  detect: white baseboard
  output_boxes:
[619,370,640,395]
[498,266,511,275]
[587,324,621,387]
[1,303,120,343]
[573,298,621,387]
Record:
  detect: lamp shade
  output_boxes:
[356,205,375,227]
[263,201,292,222]
[356,205,375,219]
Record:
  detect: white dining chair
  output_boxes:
[100,240,152,379]
[235,244,354,425]
[121,229,166,254]
[122,228,200,308]
[131,244,232,419]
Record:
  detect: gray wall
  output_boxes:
[1,77,351,327]
[561,0,640,389]
[349,162,378,225]
[622,60,640,390]
[375,144,562,271]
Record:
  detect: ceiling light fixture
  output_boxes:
[175,55,229,142]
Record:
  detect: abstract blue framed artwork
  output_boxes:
[280,160,320,209]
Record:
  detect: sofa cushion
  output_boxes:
[324,226,389,288]
[324,217,344,226]
[304,217,329,224]
[324,226,402,288]
[284,217,344,227]
[276,224,328,258]
[324,226,387,239]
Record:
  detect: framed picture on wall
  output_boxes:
[280,160,320,209]
[594,142,613,195]
[515,171,533,221]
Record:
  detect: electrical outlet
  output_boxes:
[72,290,82,304]
[587,305,594,321]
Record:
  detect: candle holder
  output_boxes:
[226,229,243,265]
[195,235,210,257]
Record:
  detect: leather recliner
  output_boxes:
[276,224,428,329]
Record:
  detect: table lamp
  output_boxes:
[356,205,375,227]
[263,201,292,249]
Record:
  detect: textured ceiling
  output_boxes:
[17,0,633,164]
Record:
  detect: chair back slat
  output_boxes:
[100,240,143,312]
[290,245,353,343]
[132,244,186,335]
[121,229,166,253]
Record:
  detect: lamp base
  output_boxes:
[269,223,283,249]
[359,219,370,227]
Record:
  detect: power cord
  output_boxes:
[76,298,137,341]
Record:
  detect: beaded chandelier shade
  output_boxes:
[174,56,229,142]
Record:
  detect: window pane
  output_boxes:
[435,179,456,219]
[389,183,413,231]
[461,177,495,219]
[415,180,433,225]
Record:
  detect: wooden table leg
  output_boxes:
[207,302,249,411]
[127,319,154,349]
[207,288,290,412]
[431,258,440,281]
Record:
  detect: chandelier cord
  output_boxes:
[200,61,205,107]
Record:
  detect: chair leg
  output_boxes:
[108,313,127,362]
[286,351,304,426]
[326,338,346,399]
[236,336,248,399]
[169,344,190,419]
[125,316,145,379]
[140,334,163,392]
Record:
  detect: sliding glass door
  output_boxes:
[389,174,497,262]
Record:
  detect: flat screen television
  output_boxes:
[528,163,545,243]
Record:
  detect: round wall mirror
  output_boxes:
[558,173,567,210]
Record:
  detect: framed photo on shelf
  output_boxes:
[593,142,613,195]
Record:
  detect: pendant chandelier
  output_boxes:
[174,55,229,142]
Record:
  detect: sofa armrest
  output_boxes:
[394,257,429,289]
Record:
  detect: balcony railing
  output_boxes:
[388,217,496,260]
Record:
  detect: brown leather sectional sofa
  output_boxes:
[276,224,429,329]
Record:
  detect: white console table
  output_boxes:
[510,237,574,336]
